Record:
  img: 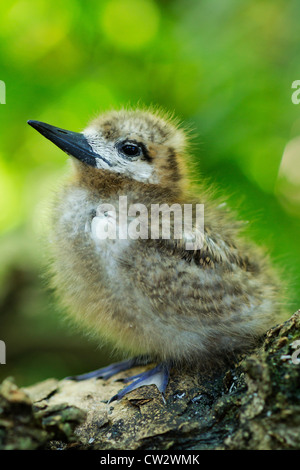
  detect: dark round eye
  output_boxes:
[120,143,141,157]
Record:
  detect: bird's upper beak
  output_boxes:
[27,120,111,167]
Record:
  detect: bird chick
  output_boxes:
[28,109,281,402]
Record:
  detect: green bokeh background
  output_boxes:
[0,0,299,386]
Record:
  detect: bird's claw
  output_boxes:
[108,363,170,403]
[65,358,170,403]
[65,358,138,381]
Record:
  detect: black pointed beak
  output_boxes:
[27,120,111,167]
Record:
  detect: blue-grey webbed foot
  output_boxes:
[108,363,170,404]
[65,358,143,381]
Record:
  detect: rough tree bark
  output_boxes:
[0,311,299,450]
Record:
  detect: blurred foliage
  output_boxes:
[0,0,299,386]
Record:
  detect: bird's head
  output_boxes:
[28,110,190,193]
[28,109,189,192]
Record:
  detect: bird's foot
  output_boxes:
[65,358,141,381]
[65,359,170,403]
[108,363,170,404]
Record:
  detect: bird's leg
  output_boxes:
[108,362,171,404]
[66,357,150,381]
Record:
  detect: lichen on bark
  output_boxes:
[0,311,299,450]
